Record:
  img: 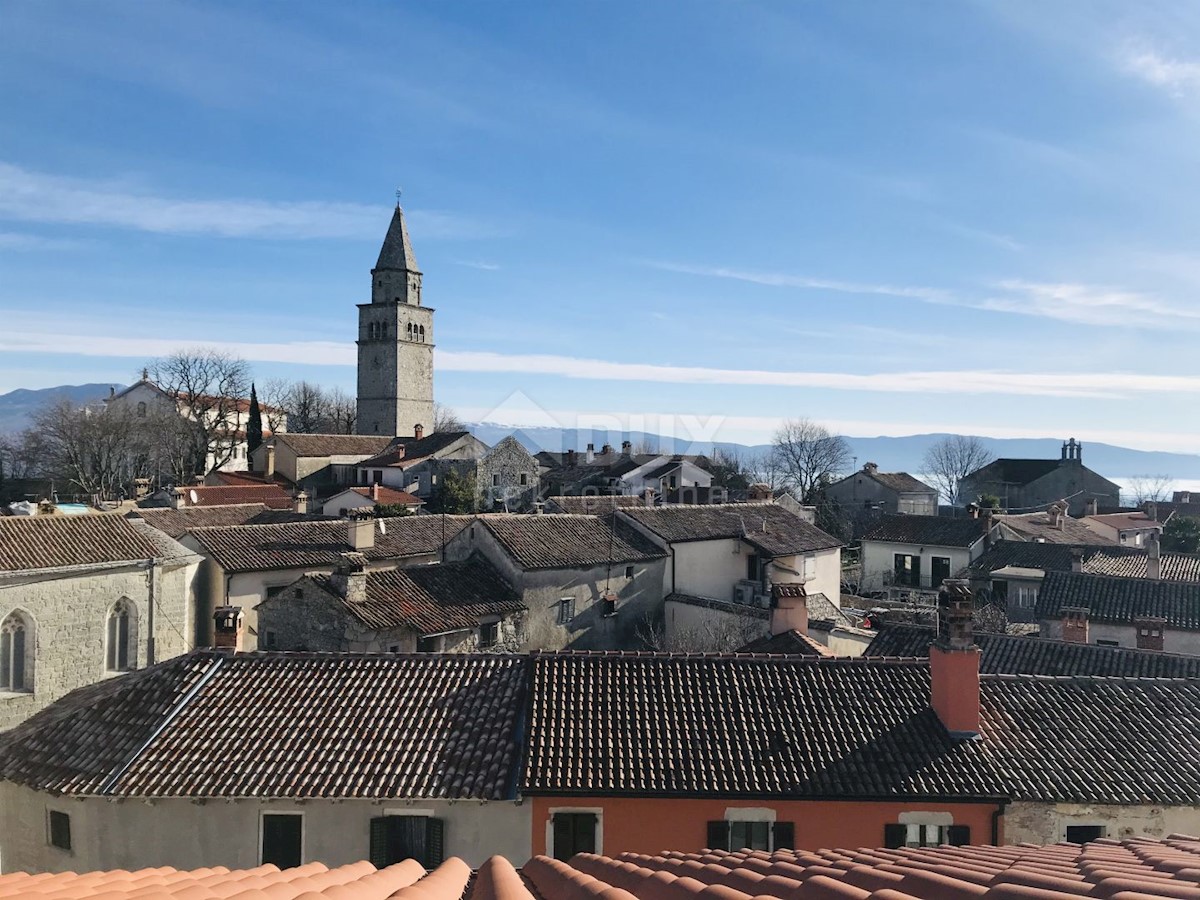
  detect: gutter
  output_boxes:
[991,799,1008,846]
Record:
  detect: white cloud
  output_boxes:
[0,162,499,240]
[452,259,501,271]
[1120,44,1200,96]
[4,328,1199,400]
[0,231,89,251]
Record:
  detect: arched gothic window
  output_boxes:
[381,322,389,340]
[407,322,414,340]
[419,325,426,342]
[0,611,31,692]
[106,600,134,672]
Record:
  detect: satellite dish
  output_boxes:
[189,489,199,504]
[379,520,387,535]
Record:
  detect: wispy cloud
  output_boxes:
[0,162,502,241]
[1119,43,1200,96]
[0,231,90,251]
[452,259,501,271]
[4,328,1199,400]
[649,259,1200,330]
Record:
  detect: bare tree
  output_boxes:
[281,381,328,433]
[322,386,357,434]
[634,610,766,652]
[747,449,786,491]
[0,430,43,480]
[33,399,137,497]
[148,349,251,475]
[257,377,292,435]
[770,418,852,502]
[433,402,465,433]
[921,435,994,506]
[1127,474,1173,505]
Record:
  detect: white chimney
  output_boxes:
[293,491,309,514]
[347,513,375,550]
[264,443,276,479]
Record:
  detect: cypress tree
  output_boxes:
[246,383,263,457]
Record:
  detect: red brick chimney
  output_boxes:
[213,606,244,652]
[929,579,981,738]
[1061,607,1090,644]
[1135,616,1166,651]
[414,424,424,440]
[770,582,809,636]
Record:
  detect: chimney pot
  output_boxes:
[347,512,376,550]
[414,424,424,440]
[264,443,276,479]
[586,443,595,464]
[213,606,244,652]
[863,462,878,474]
[330,552,369,603]
[601,443,613,456]
[769,582,809,636]
[1134,615,1166,651]
[293,490,309,515]
[621,440,632,454]
[643,487,655,508]
[566,449,577,467]
[371,483,380,502]
[1061,607,1090,644]
[1070,548,1084,573]
[929,579,981,738]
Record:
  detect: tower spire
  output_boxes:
[375,202,418,273]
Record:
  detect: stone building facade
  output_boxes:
[959,439,1121,516]
[477,436,541,512]
[0,516,197,731]
[357,204,435,438]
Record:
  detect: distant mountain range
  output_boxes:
[4,385,1198,478]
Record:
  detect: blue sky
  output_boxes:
[2,1,1200,451]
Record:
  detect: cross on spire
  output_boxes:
[395,187,402,207]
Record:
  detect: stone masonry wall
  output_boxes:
[0,560,194,731]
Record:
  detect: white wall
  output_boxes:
[859,540,981,592]
[1039,619,1200,654]
[667,540,840,608]
[0,783,530,874]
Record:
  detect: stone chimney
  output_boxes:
[863,462,879,474]
[1147,531,1162,581]
[169,487,187,510]
[929,579,981,738]
[566,449,577,467]
[601,443,613,456]
[621,440,632,455]
[414,424,424,440]
[1085,498,1098,517]
[264,443,276,479]
[293,491,309,514]
[329,552,369,604]
[770,583,808,636]
[1144,500,1159,523]
[347,512,376,551]
[1070,548,1084,573]
[534,501,545,515]
[1061,607,1090,644]
[586,443,595,464]
[1135,616,1166,652]
[213,606,244,652]
[643,487,656,508]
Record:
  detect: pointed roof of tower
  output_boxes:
[375,204,419,272]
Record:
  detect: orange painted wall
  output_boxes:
[530,796,1002,856]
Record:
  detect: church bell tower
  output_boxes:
[356,202,435,437]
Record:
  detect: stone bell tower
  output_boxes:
[356,202,435,437]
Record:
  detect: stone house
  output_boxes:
[320,484,423,517]
[186,514,472,647]
[1036,569,1200,653]
[476,436,541,512]
[616,503,842,651]
[354,430,490,499]
[823,462,938,523]
[1082,510,1165,547]
[251,433,395,494]
[859,514,989,595]
[0,651,530,873]
[959,439,1121,516]
[443,514,667,649]
[256,551,526,653]
[0,514,197,731]
[616,455,713,498]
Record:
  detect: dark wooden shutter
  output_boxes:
[772,821,795,851]
[553,814,575,860]
[947,825,971,847]
[884,823,907,849]
[707,820,730,851]
[425,817,445,867]
[574,813,597,856]
[369,817,390,868]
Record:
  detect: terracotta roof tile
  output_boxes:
[545,495,645,514]
[0,513,164,572]
[1036,570,1200,629]
[274,433,395,457]
[864,624,1200,677]
[305,554,526,634]
[995,512,1115,545]
[129,503,271,538]
[481,514,666,570]
[348,485,424,506]
[739,629,834,656]
[621,503,841,555]
[862,514,987,549]
[169,483,294,508]
[190,515,471,573]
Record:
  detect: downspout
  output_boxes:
[991,799,1008,846]
[146,559,156,665]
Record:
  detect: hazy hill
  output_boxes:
[0,384,123,435]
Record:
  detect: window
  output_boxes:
[493,474,501,487]
[552,812,597,861]
[746,553,760,582]
[893,554,921,588]
[381,322,389,340]
[601,595,616,617]
[883,823,969,848]
[707,820,794,852]
[417,635,440,653]
[264,630,278,650]
[136,401,147,418]
[931,556,951,588]
[261,813,303,869]
[557,597,575,625]
[625,566,635,579]
[1,612,30,692]
[479,622,499,648]
[1015,585,1039,608]
[387,643,402,653]
[106,600,133,672]
[419,325,425,341]
[520,473,528,486]
[370,815,444,869]
[48,810,71,851]
[1066,825,1106,844]
[265,585,288,600]
[407,322,414,340]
